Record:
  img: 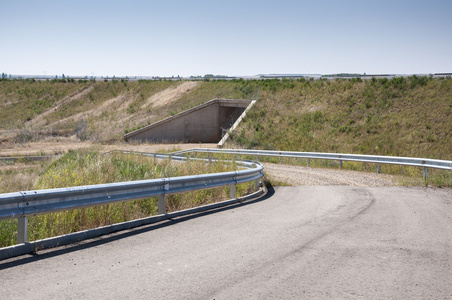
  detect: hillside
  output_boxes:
[0,77,451,161]
[229,77,452,160]
[0,79,198,142]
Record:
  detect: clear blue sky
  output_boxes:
[1,0,451,77]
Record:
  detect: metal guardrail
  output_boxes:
[1,148,450,257]
[0,151,263,246]
[0,155,54,163]
[172,148,452,178]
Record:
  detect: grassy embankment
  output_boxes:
[1,77,449,157]
[127,77,451,186]
[0,76,450,176]
[0,149,255,247]
[230,77,451,157]
[224,77,451,187]
[0,78,260,142]
[0,79,181,141]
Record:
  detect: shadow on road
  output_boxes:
[0,185,275,270]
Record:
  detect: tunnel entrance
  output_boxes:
[124,99,255,145]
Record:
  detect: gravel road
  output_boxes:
[263,163,399,186]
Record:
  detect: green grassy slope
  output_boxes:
[228,77,452,160]
[0,79,91,128]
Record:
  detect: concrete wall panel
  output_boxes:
[124,99,252,143]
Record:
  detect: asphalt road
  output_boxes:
[1,186,451,299]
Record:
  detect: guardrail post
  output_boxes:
[229,184,236,199]
[255,179,260,190]
[423,167,428,181]
[307,158,310,167]
[17,216,28,244]
[158,194,166,214]
[153,153,156,164]
[280,156,282,164]
[339,160,343,169]
[377,164,381,174]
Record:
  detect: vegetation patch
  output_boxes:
[0,149,256,247]
[227,76,451,162]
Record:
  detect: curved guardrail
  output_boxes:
[172,148,452,177]
[0,151,264,250]
[2,148,450,259]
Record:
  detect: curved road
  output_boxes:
[1,186,452,299]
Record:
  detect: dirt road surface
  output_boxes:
[1,186,451,299]
[0,140,217,157]
[142,81,199,108]
[263,163,398,186]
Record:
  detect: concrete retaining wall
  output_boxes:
[124,99,253,143]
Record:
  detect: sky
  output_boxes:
[1,0,451,77]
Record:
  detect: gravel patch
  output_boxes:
[263,163,398,187]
